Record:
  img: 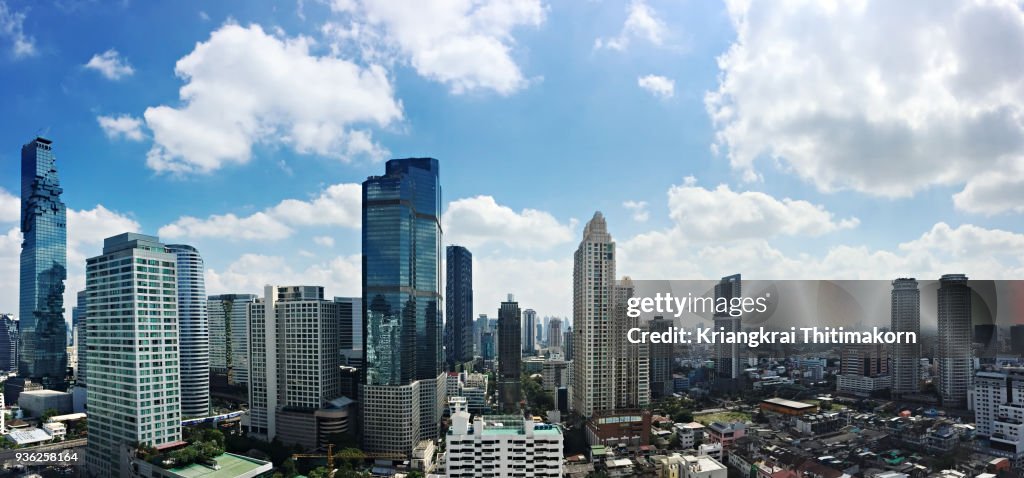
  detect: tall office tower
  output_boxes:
[572,212,616,418]
[522,309,537,356]
[536,322,544,347]
[247,286,342,448]
[891,278,921,397]
[1012,325,1024,356]
[937,274,972,408]
[614,277,649,409]
[445,245,474,370]
[549,318,563,350]
[0,314,18,373]
[712,274,742,384]
[973,369,1024,455]
[474,314,489,356]
[84,233,181,477]
[208,294,257,386]
[335,297,363,368]
[481,331,496,360]
[564,326,573,361]
[648,316,673,400]
[362,158,445,457]
[72,291,86,384]
[498,294,522,412]
[19,137,68,390]
[166,245,209,418]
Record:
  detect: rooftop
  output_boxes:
[166,453,272,478]
[763,398,816,409]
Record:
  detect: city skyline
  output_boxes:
[4,0,1024,323]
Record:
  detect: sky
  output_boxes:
[1,0,1024,324]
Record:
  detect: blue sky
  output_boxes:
[2,0,1024,322]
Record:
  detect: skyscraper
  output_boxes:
[522,308,537,356]
[614,277,649,409]
[549,318,563,351]
[335,296,363,368]
[713,274,742,384]
[247,286,342,448]
[648,316,673,400]
[0,314,18,373]
[498,294,522,412]
[1011,325,1024,356]
[72,291,85,384]
[19,137,68,389]
[937,274,972,408]
[208,294,257,386]
[891,278,920,397]
[85,233,181,477]
[445,245,473,370]
[572,212,616,418]
[167,244,209,418]
[362,158,445,456]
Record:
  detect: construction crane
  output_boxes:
[291,443,335,476]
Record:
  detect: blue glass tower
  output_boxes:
[19,137,68,389]
[361,158,444,455]
[444,245,473,370]
[363,158,442,386]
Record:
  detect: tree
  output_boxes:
[41,408,59,422]
[308,467,331,478]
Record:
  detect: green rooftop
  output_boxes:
[166,453,272,478]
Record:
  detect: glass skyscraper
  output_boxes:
[362,158,445,456]
[167,244,210,417]
[19,137,68,389]
[445,245,473,370]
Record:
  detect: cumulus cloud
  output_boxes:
[443,195,576,250]
[637,74,674,99]
[97,114,145,141]
[313,236,336,247]
[666,177,858,241]
[143,23,402,174]
[952,159,1024,215]
[322,0,545,95]
[706,0,1024,202]
[622,200,649,222]
[159,182,361,240]
[474,256,573,319]
[0,1,36,58]
[0,188,18,222]
[205,253,361,298]
[595,0,667,51]
[85,49,135,80]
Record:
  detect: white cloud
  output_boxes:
[322,0,546,95]
[205,253,361,298]
[159,182,361,240]
[85,49,135,80]
[143,23,403,174]
[0,227,20,314]
[637,74,674,99]
[622,200,649,222]
[474,256,572,319]
[595,0,667,51]
[665,177,858,241]
[313,236,336,247]
[952,159,1024,215]
[443,195,575,250]
[97,114,145,141]
[0,1,36,58]
[706,0,1024,201]
[0,188,18,222]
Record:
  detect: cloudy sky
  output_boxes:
[2,0,1024,323]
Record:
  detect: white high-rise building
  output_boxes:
[972,369,1024,464]
[446,399,563,478]
[84,233,181,477]
[167,244,209,418]
[614,278,649,409]
[247,285,342,449]
[208,294,257,386]
[891,278,921,397]
[572,212,616,418]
